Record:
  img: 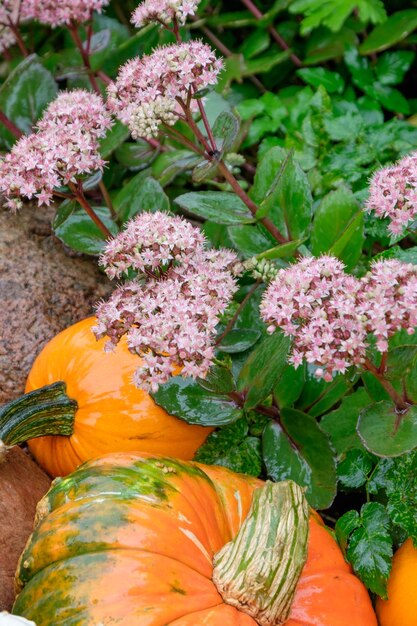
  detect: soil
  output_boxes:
[0,204,110,404]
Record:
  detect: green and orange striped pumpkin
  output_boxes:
[14,453,377,626]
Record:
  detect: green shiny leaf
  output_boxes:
[114,174,170,222]
[100,121,130,158]
[195,419,262,477]
[360,9,417,54]
[297,67,345,93]
[212,111,240,153]
[358,401,417,457]
[345,502,392,598]
[197,364,236,395]
[238,331,291,411]
[152,376,242,426]
[375,51,415,86]
[218,329,261,354]
[273,364,305,408]
[311,186,359,255]
[0,55,57,148]
[320,389,372,454]
[263,409,337,509]
[175,191,254,225]
[228,224,273,257]
[337,449,375,489]
[54,206,118,255]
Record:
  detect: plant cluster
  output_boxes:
[2,0,417,604]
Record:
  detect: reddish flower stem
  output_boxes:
[7,19,29,56]
[99,179,117,220]
[68,24,102,95]
[240,0,302,67]
[364,357,409,411]
[0,109,23,139]
[68,181,113,239]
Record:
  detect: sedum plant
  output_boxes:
[2,0,417,600]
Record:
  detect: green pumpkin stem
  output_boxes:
[212,480,309,626]
[0,382,76,451]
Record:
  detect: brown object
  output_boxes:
[0,446,51,610]
[0,204,110,404]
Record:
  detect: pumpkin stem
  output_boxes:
[0,382,76,450]
[212,480,309,626]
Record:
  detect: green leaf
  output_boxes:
[263,410,337,509]
[0,55,57,148]
[273,364,305,408]
[197,364,236,395]
[250,146,287,205]
[344,46,374,91]
[385,346,417,381]
[257,152,313,240]
[335,509,360,555]
[218,329,261,354]
[384,451,417,542]
[360,9,417,55]
[290,0,386,35]
[52,200,77,230]
[212,111,240,153]
[152,376,242,426]
[114,174,170,223]
[228,224,273,257]
[358,401,417,457]
[240,28,270,59]
[311,186,359,255]
[328,212,364,271]
[237,332,291,411]
[367,83,410,115]
[345,502,392,598]
[256,239,305,260]
[100,121,130,158]
[53,206,118,255]
[175,192,254,225]
[195,419,262,477]
[115,141,156,170]
[375,51,415,86]
[152,150,201,186]
[337,449,375,489]
[297,67,345,94]
[320,389,372,454]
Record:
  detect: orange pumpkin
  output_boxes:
[376,538,417,626]
[14,453,377,626]
[0,318,212,477]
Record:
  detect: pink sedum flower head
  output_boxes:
[100,210,206,279]
[0,90,111,210]
[107,41,223,139]
[22,0,109,26]
[260,256,367,382]
[37,89,112,139]
[131,0,199,28]
[94,212,240,392]
[365,153,417,236]
[0,0,27,52]
[359,259,417,352]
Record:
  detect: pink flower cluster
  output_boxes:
[0,1,19,53]
[22,0,109,27]
[0,90,112,210]
[261,255,417,381]
[359,259,417,352]
[365,153,417,236]
[107,41,223,139]
[101,210,206,279]
[131,0,199,27]
[94,211,240,392]
[260,256,367,382]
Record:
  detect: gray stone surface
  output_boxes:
[0,204,110,403]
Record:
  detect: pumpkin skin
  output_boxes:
[14,453,377,626]
[376,538,417,626]
[25,318,213,477]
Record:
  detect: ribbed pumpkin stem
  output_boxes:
[0,382,76,451]
[212,480,309,626]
